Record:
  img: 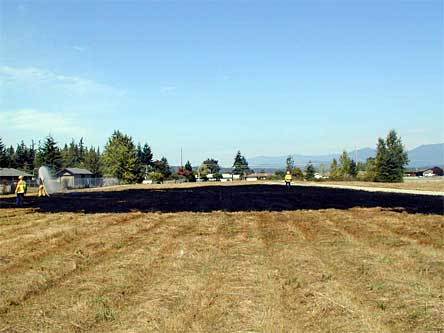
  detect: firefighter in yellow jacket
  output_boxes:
[284,171,292,188]
[38,178,49,197]
[15,175,27,206]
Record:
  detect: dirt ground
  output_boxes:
[0,184,443,332]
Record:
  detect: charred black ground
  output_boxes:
[1,184,442,215]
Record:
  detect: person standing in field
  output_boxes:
[15,175,27,206]
[38,178,49,197]
[285,171,292,188]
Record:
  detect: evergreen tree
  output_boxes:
[375,130,408,182]
[185,161,193,172]
[102,130,140,183]
[305,162,316,180]
[28,141,36,170]
[292,167,304,179]
[152,157,172,179]
[137,143,153,180]
[78,137,85,164]
[350,159,358,178]
[201,158,221,174]
[6,146,17,168]
[35,136,63,170]
[0,138,6,167]
[178,160,195,182]
[15,141,28,170]
[286,155,294,172]
[61,139,83,167]
[364,157,377,181]
[232,151,250,177]
[137,143,153,166]
[84,146,102,176]
[329,158,340,180]
[339,150,352,178]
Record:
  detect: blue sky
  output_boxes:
[1,0,443,166]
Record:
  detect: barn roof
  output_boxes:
[0,168,32,177]
[58,168,93,176]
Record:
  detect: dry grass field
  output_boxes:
[0,184,443,332]
[301,178,444,193]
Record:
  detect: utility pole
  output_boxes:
[180,147,183,168]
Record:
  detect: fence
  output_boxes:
[1,177,121,194]
[60,177,120,190]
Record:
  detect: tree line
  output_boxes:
[0,129,408,183]
[0,130,251,184]
[282,130,409,183]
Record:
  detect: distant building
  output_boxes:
[0,168,33,194]
[405,167,444,177]
[56,168,94,189]
[247,173,272,180]
[222,173,232,180]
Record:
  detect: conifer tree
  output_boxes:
[329,158,340,180]
[137,143,153,167]
[201,158,221,174]
[305,162,316,180]
[286,155,294,172]
[350,159,358,178]
[292,167,304,179]
[35,135,63,171]
[15,141,29,170]
[6,146,16,168]
[375,130,408,182]
[185,161,193,172]
[152,157,171,179]
[232,151,250,177]
[84,146,102,176]
[0,138,6,167]
[339,150,352,178]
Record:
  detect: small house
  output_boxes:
[0,168,33,194]
[249,172,272,180]
[405,167,444,177]
[57,168,94,189]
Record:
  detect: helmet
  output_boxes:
[18,175,24,180]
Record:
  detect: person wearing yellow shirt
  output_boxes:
[15,175,27,206]
[284,171,292,188]
[38,178,49,197]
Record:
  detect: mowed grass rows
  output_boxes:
[0,206,443,332]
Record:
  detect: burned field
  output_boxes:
[0,184,443,332]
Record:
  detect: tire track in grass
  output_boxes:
[0,213,162,316]
[93,212,281,332]
[256,210,389,332]
[165,212,272,332]
[0,213,141,274]
[0,213,65,240]
[1,213,201,332]
[322,209,444,331]
[293,209,444,332]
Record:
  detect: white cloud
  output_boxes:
[0,66,124,97]
[72,46,86,52]
[160,86,176,94]
[0,109,89,138]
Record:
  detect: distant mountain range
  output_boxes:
[248,143,444,169]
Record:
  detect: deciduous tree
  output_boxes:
[102,130,140,183]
